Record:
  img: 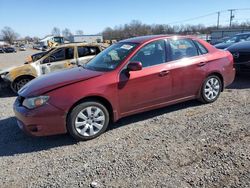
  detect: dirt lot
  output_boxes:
[0,52,249,187]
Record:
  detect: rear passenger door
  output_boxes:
[167,38,207,99]
[77,46,100,65]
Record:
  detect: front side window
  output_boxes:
[84,43,138,71]
[130,40,166,67]
[43,47,74,63]
[169,39,198,60]
[78,46,101,58]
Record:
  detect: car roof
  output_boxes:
[54,42,102,48]
[120,35,196,44]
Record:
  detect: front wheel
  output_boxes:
[200,75,222,103]
[12,77,32,93]
[67,101,110,141]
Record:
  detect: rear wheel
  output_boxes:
[200,75,222,103]
[67,101,109,141]
[12,77,32,93]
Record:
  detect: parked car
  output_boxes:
[0,43,103,93]
[33,44,43,50]
[13,35,235,141]
[0,47,4,53]
[210,37,230,45]
[226,41,250,73]
[19,45,26,51]
[4,47,16,53]
[214,32,250,49]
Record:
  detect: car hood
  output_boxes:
[226,41,250,52]
[0,66,16,75]
[18,67,104,97]
[214,43,232,49]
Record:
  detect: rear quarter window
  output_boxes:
[193,40,208,55]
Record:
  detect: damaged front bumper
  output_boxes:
[0,73,11,89]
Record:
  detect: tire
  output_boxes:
[67,101,110,141]
[12,77,32,93]
[200,75,222,103]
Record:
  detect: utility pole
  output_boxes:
[217,12,220,29]
[228,9,235,28]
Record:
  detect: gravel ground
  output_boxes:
[0,73,249,187]
[0,48,37,70]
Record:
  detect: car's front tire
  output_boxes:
[12,77,32,93]
[200,75,222,103]
[67,101,110,141]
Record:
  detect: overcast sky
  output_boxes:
[0,0,250,38]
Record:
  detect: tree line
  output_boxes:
[102,20,250,40]
[2,20,250,44]
[0,26,84,44]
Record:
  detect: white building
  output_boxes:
[69,35,103,43]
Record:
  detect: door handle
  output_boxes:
[47,63,51,66]
[159,70,169,77]
[198,62,206,67]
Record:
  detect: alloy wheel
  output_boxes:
[75,106,105,137]
[16,78,30,91]
[204,77,220,101]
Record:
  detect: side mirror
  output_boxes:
[127,61,142,71]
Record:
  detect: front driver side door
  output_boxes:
[118,40,172,116]
[40,47,76,74]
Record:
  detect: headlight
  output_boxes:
[22,96,49,109]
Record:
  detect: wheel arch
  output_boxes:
[11,75,36,91]
[206,72,224,91]
[66,95,114,123]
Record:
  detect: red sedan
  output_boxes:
[13,35,235,140]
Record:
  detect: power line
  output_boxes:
[167,8,250,26]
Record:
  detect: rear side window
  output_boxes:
[78,46,89,57]
[78,46,100,57]
[169,39,198,60]
[193,40,208,55]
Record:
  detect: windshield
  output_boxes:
[224,34,250,44]
[224,36,237,43]
[84,42,138,71]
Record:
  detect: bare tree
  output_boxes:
[76,30,84,35]
[51,27,61,36]
[32,37,40,43]
[62,28,73,39]
[24,36,32,42]
[1,27,19,44]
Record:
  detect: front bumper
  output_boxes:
[235,61,250,72]
[13,96,67,136]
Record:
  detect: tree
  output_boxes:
[24,36,32,42]
[1,26,19,44]
[62,28,73,39]
[51,27,61,36]
[76,30,84,35]
[32,37,40,43]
